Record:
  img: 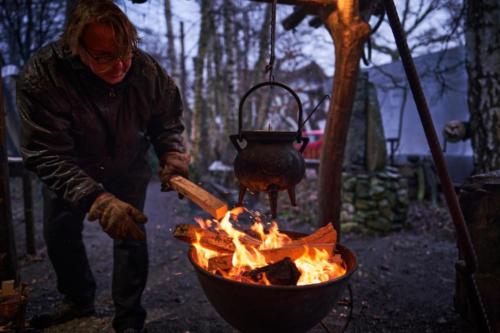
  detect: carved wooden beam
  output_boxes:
[279,0,381,31]
[282,6,310,30]
[251,0,333,31]
[317,1,370,237]
[251,0,335,7]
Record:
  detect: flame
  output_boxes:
[195,217,212,229]
[191,208,346,286]
[192,232,220,268]
[295,250,346,286]
[255,221,292,250]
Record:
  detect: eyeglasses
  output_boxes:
[80,46,133,68]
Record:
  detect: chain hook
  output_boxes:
[265,0,278,82]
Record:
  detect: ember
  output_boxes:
[174,208,346,286]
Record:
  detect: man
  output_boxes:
[443,120,471,143]
[16,1,189,332]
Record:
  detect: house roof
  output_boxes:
[366,46,471,157]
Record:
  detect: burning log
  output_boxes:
[289,223,337,245]
[207,243,335,271]
[174,224,261,253]
[242,257,301,286]
[175,217,344,286]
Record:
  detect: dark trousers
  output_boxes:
[42,180,149,331]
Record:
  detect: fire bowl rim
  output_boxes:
[188,243,357,291]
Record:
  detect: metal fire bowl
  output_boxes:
[188,238,357,333]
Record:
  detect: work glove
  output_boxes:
[159,151,190,192]
[443,120,468,143]
[88,192,147,241]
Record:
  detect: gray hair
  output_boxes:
[62,0,139,57]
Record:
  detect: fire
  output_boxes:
[191,232,219,268]
[191,208,345,286]
[295,249,346,285]
[253,221,292,250]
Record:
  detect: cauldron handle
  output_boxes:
[238,81,304,142]
[229,134,243,152]
[298,137,310,153]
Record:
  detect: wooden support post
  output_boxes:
[318,1,370,239]
[0,75,18,283]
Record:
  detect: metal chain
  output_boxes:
[265,0,278,81]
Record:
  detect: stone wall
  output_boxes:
[340,166,409,233]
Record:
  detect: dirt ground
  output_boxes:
[7,176,475,333]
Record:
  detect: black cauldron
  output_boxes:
[188,241,357,333]
[230,81,309,218]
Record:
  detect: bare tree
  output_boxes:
[179,21,191,140]
[370,0,464,64]
[465,0,500,173]
[0,0,65,66]
[164,0,177,77]
[191,0,213,170]
[222,0,237,137]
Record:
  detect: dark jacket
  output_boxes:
[17,41,185,212]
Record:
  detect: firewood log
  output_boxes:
[174,224,261,253]
[207,243,335,271]
[169,176,228,220]
[289,223,337,245]
[242,257,301,286]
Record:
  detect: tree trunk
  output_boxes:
[179,22,191,141]
[205,29,221,162]
[466,0,500,173]
[208,9,225,135]
[205,43,218,162]
[0,73,18,283]
[253,5,272,129]
[191,0,213,170]
[164,0,177,78]
[235,8,252,98]
[318,1,370,238]
[222,0,238,140]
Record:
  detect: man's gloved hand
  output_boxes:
[159,151,190,191]
[88,192,147,240]
[443,120,468,143]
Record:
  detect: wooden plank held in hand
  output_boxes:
[169,176,228,220]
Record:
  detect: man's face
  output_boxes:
[79,23,132,85]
